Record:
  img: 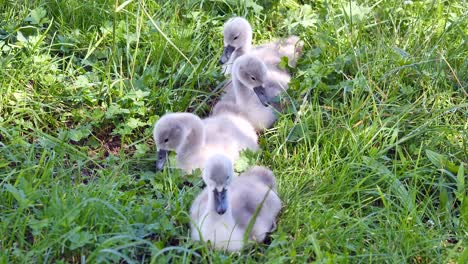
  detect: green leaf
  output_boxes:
[24,7,49,26]
[133,89,150,99]
[134,143,150,157]
[68,231,93,250]
[456,163,465,202]
[29,218,51,236]
[234,155,250,173]
[105,105,130,119]
[461,197,468,228]
[439,182,449,215]
[4,184,32,208]
[126,117,145,129]
[278,56,291,71]
[343,1,371,22]
[284,4,318,31]
[425,149,459,174]
[16,31,27,43]
[286,123,308,142]
[245,0,263,14]
[234,149,258,173]
[460,247,468,264]
[112,125,133,136]
[73,75,91,88]
[69,124,92,142]
[393,46,411,58]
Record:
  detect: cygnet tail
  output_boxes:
[279,35,304,67]
[242,166,277,191]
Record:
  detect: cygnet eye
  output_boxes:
[233,36,238,40]
[164,138,169,143]
[250,76,256,81]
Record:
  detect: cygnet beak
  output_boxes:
[213,188,227,215]
[253,86,269,107]
[219,45,235,65]
[155,149,169,171]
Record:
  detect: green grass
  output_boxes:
[0,0,467,263]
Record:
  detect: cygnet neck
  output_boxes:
[237,40,252,56]
[232,72,254,104]
[175,114,205,156]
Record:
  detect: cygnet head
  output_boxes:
[202,154,234,215]
[153,114,187,171]
[232,54,270,106]
[219,17,252,65]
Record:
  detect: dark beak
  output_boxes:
[155,149,169,171]
[219,45,235,65]
[213,188,227,215]
[253,86,269,107]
